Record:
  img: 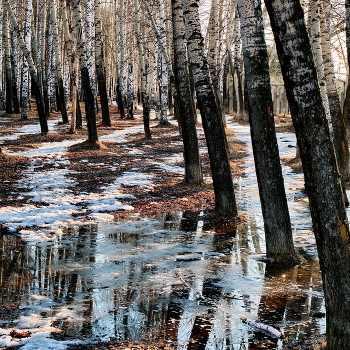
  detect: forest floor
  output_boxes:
[0,105,326,350]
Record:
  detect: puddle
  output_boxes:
[0,215,324,349]
[0,122,326,349]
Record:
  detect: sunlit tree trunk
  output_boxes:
[116,0,126,119]
[172,0,203,185]
[126,62,134,119]
[50,0,68,124]
[84,0,97,112]
[157,0,169,125]
[36,0,49,117]
[320,0,350,182]
[207,0,225,125]
[134,0,152,138]
[21,0,31,119]
[238,0,298,265]
[4,0,48,133]
[265,0,350,347]
[3,9,13,114]
[182,0,237,216]
[10,28,20,114]
[95,0,111,127]
[72,0,98,143]
[0,5,5,111]
[344,0,350,127]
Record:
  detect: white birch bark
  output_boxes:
[156,0,168,124]
[3,0,48,132]
[21,0,32,119]
[320,0,350,181]
[309,0,330,120]
[0,5,5,110]
[3,8,12,114]
[84,0,97,106]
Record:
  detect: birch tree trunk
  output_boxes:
[50,0,69,124]
[182,0,237,216]
[94,0,111,127]
[320,0,350,182]
[157,0,169,125]
[134,0,152,138]
[265,0,350,347]
[343,0,350,127]
[3,0,48,133]
[72,0,99,144]
[0,6,5,111]
[11,29,20,114]
[115,0,126,119]
[3,9,13,115]
[237,0,298,264]
[172,0,203,185]
[21,0,31,119]
[207,0,225,124]
[126,62,134,119]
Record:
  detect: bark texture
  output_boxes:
[172,0,203,185]
[238,0,296,263]
[182,0,237,216]
[265,0,350,347]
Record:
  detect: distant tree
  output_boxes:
[237,0,298,265]
[265,0,350,347]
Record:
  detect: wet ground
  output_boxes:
[0,118,326,349]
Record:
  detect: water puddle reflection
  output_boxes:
[0,213,324,349]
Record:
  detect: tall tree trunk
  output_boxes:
[21,0,32,120]
[50,0,69,124]
[265,0,350,347]
[72,0,98,143]
[94,0,111,127]
[10,33,20,114]
[134,0,151,138]
[172,0,203,185]
[4,0,48,133]
[343,0,350,127]
[157,0,169,125]
[320,0,350,183]
[182,0,237,217]
[3,10,13,115]
[238,0,298,265]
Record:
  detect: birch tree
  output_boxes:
[50,0,69,124]
[20,0,32,119]
[156,0,169,125]
[320,0,350,183]
[264,0,350,347]
[95,0,111,127]
[237,0,298,265]
[134,0,152,138]
[182,0,237,216]
[3,9,13,115]
[72,0,99,144]
[3,0,48,133]
[172,0,203,185]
